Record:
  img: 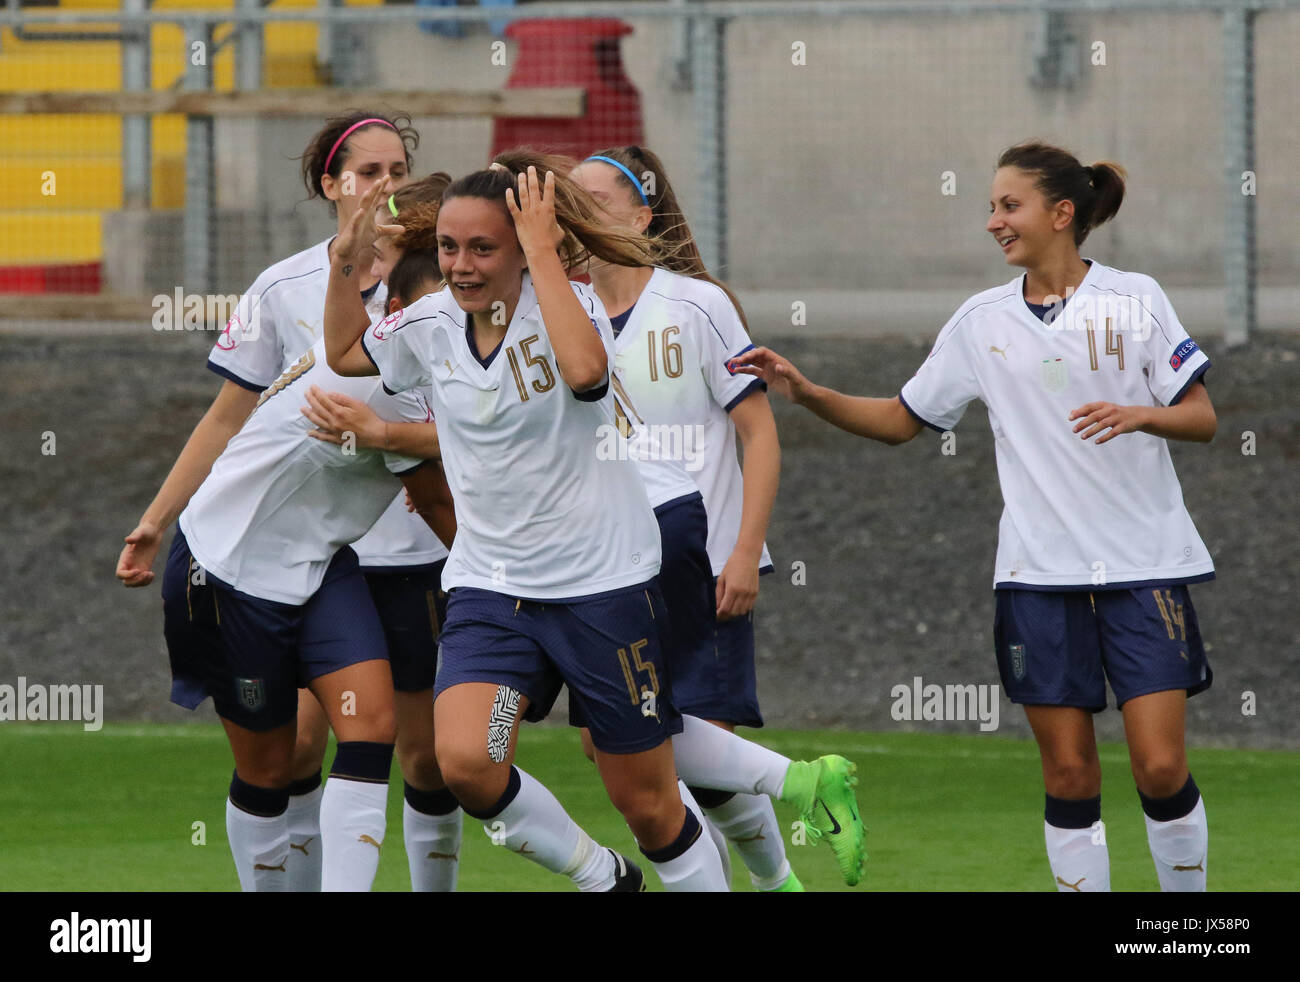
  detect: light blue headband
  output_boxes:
[586,155,649,206]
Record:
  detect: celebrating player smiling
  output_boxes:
[735,141,1217,893]
[324,155,730,890]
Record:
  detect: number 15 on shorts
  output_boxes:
[617,638,660,718]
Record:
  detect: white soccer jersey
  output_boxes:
[899,261,1214,590]
[361,274,662,600]
[206,238,448,569]
[180,339,432,605]
[609,268,773,575]
[606,373,700,511]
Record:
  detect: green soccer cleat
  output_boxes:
[780,755,867,886]
[763,869,805,892]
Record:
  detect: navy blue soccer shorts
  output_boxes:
[362,560,447,693]
[162,529,389,731]
[993,584,1212,711]
[434,580,682,755]
[568,493,765,730]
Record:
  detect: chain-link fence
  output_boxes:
[1,0,1295,342]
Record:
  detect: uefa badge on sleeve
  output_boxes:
[1040,357,1068,393]
[1009,644,1027,682]
[236,677,266,712]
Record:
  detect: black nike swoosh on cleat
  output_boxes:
[819,800,842,835]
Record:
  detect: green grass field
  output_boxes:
[2,723,1295,891]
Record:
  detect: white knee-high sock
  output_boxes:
[284,783,323,891]
[672,716,790,798]
[1045,822,1111,892]
[403,788,463,892]
[706,793,790,890]
[476,767,616,891]
[320,778,389,891]
[226,802,292,892]
[679,780,731,885]
[1140,777,1207,893]
[1044,793,1109,892]
[642,808,729,892]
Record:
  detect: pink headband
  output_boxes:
[324,118,398,175]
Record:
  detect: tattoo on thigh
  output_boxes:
[487,686,522,763]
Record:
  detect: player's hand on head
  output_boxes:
[505,166,565,259]
[729,346,810,404]
[335,176,391,265]
[301,385,385,449]
[1069,401,1146,444]
[116,522,162,587]
[715,554,759,621]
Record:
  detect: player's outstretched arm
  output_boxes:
[116,379,261,587]
[507,167,607,391]
[731,347,923,445]
[301,385,442,459]
[400,462,457,550]
[1070,379,1216,445]
[325,177,398,376]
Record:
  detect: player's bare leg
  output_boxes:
[283,688,329,890]
[1121,690,1206,891]
[220,717,297,892]
[434,682,638,891]
[593,738,728,891]
[1024,705,1109,891]
[395,689,461,891]
[309,660,396,891]
[579,725,732,884]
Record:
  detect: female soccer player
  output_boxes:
[116,114,464,891]
[306,187,868,889]
[567,147,866,889]
[735,141,1216,892]
[124,324,457,891]
[323,153,731,891]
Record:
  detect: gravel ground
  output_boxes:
[2,328,1297,748]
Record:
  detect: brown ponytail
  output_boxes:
[997,141,1127,246]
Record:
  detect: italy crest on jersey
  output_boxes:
[1040,357,1068,393]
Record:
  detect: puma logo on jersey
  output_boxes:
[289,837,314,855]
[1056,875,1085,891]
[989,343,1012,360]
[358,834,383,851]
[444,359,457,376]
[1173,860,1204,872]
[296,318,319,338]
[426,850,459,861]
[253,858,288,872]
